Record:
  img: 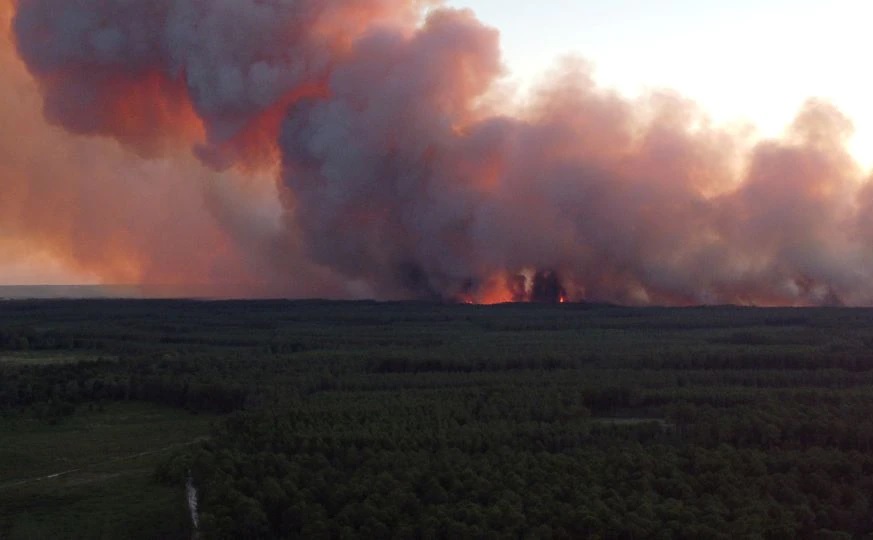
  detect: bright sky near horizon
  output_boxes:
[449,0,872,169]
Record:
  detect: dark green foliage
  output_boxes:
[4,300,873,538]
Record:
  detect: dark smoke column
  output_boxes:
[278,8,509,300]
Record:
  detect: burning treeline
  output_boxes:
[5,0,873,305]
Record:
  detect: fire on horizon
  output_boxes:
[1,0,872,306]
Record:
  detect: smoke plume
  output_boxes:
[6,0,873,305]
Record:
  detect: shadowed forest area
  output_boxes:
[3,300,873,538]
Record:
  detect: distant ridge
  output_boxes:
[0,285,143,300]
[0,284,260,299]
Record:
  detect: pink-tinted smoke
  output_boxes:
[7,0,873,305]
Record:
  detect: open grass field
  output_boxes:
[0,402,214,539]
[0,352,115,366]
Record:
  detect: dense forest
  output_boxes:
[3,300,873,538]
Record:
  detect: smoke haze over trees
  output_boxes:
[4,0,873,305]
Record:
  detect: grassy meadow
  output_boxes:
[0,402,213,539]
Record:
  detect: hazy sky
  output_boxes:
[449,0,872,167]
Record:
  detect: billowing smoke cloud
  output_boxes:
[0,0,342,297]
[11,0,419,165]
[7,0,873,305]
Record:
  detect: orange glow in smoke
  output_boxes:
[39,68,207,155]
[218,81,330,171]
[455,273,521,305]
[103,70,206,145]
[476,278,517,304]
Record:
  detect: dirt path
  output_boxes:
[0,437,207,490]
